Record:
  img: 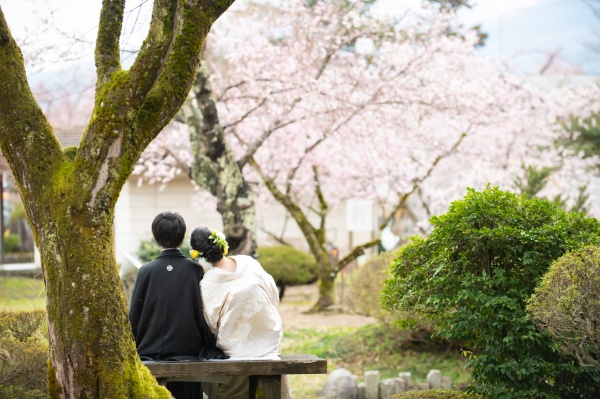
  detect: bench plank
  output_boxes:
[143,354,326,378]
[143,354,326,399]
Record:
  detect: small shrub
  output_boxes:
[3,234,20,253]
[389,389,481,399]
[0,385,48,399]
[346,252,397,321]
[136,236,192,263]
[0,309,46,342]
[257,246,317,287]
[527,244,600,367]
[0,310,48,397]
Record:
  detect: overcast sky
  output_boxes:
[1,0,599,75]
[375,0,600,74]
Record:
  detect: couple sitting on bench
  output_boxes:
[129,211,290,399]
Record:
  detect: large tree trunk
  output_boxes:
[185,62,257,256]
[39,202,167,398]
[0,1,235,397]
[314,259,336,311]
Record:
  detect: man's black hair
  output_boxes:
[151,211,186,249]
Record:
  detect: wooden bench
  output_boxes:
[143,354,327,399]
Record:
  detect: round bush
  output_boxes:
[527,244,600,367]
[389,389,480,399]
[382,186,600,398]
[257,246,317,286]
[346,252,397,320]
[0,310,48,396]
[3,233,20,253]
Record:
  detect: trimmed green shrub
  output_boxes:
[136,236,192,263]
[389,389,480,399]
[382,186,600,399]
[0,310,48,397]
[3,233,20,253]
[346,252,398,321]
[257,246,317,286]
[527,244,600,368]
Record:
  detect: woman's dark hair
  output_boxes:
[151,211,186,249]
[190,226,224,263]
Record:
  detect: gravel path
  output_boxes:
[279,284,376,329]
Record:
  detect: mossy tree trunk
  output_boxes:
[184,62,257,256]
[0,1,234,397]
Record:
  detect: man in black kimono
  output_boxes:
[129,211,226,399]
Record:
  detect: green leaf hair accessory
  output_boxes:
[210,229,229,255]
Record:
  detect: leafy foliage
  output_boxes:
[136,236,192,264]
[513,164,560,200]
[512,163,590,214]
[257,246,317,286]
[559,111,600,162]
[389,389,480,399]
[0,310,48,398]
[382,186,600,398]
[527,244,600,367]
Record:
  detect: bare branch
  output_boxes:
[259,227,293,247]
[379,130,469,231]
[0,8,64,196]
[334,238,381,272]
[95,0,125,87]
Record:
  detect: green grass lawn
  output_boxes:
[0,275,46,311]
[0,278,471,398]
[282,324,470,398]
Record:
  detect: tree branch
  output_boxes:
[0,8,64,198]
[312,165,328,242]
[95,0,125,88]
[378,130,469,231]
[250,158,324,258]
[334,238,381,272]
[259,227,293,247]
[238,114,306,169]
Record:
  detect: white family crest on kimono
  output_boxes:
[200,255,283,359]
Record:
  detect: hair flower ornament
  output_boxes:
[210,229,229,256]
[190,248,212,269]
[190,249,201,260]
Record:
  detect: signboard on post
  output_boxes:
[346,199,374,232]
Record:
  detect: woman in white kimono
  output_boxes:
[190,227,291,399]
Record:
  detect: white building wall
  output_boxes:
[115,176,378,267]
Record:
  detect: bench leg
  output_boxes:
[249,376,258,399]
[260,376,282,399]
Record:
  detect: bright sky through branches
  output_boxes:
[1,0,598,75]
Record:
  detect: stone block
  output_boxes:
[357,382,365,399]
[364,370,380,399]
[321,368,357,399]
[398,372,412,388]
[441,376,452,389]
[393,377,407,392]
[379,378,396,399]
[414,382,430,390]
[427,369,442,389]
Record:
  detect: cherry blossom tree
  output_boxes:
[0,1,235,397]
[137,0,600,310]
[206,0,563,309]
